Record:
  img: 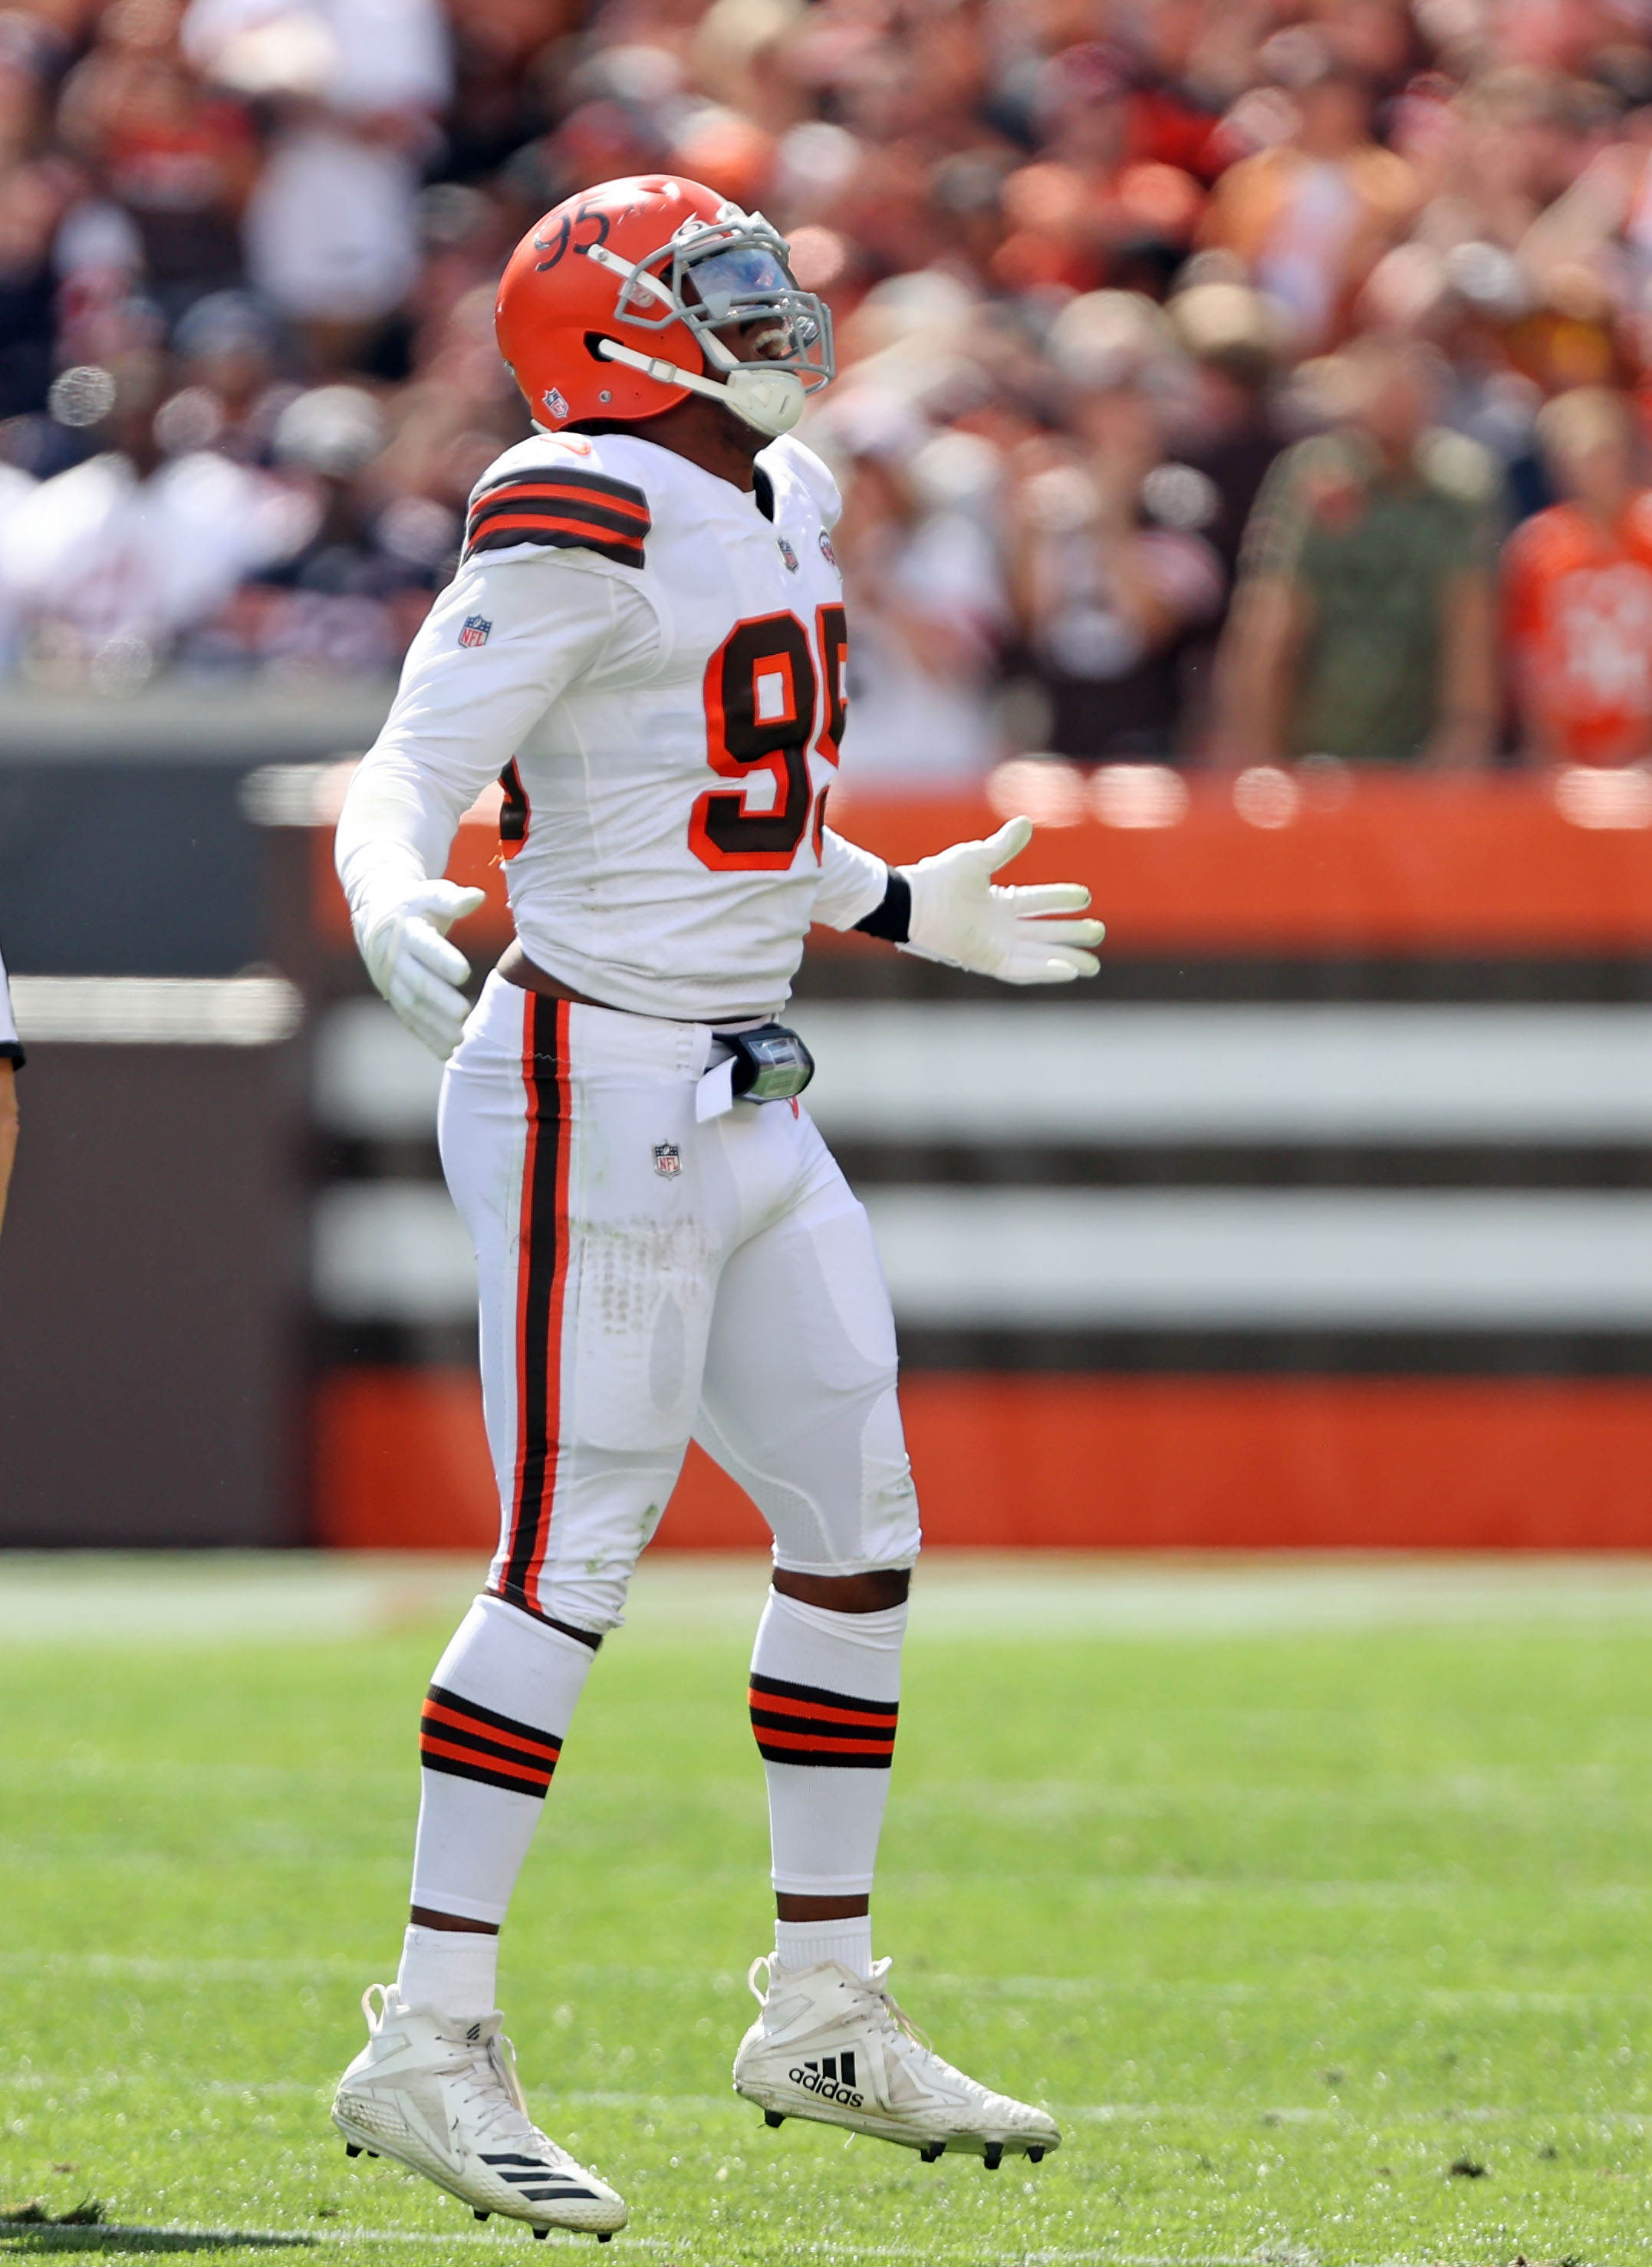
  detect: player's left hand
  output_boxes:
[900,816,1104,985]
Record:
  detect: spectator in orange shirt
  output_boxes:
[1503,387,1652,765]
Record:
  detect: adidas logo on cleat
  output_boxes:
[787,2051,864,2107]
[479,2154,598,2198]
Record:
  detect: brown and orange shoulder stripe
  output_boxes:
[463,464,650,569]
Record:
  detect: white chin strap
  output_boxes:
[594,337,806,438]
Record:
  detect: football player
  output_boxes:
[330,174,1104,2242]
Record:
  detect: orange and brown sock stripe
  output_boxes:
[749,1673,899,1770]
[420,1683,563,1800]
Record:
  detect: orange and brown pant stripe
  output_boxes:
[498,992,572,1621]
[748,1672,899,1769]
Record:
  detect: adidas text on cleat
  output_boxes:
[331,1986,626,2240]
[732,1956,1061,2166]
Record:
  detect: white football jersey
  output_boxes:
[339,428,888,1022]
[0,935,19,1066]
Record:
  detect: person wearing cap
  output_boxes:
[1217,331,1500,766]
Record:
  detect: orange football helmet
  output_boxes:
[494,174,835,441]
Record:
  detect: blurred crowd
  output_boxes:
[7,0,1652,771]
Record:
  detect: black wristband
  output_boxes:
[853,870,911,944]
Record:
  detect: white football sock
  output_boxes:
[397,1924,499,2021]
[749,1588,907,1899]
[410,1592,598,1926]
[774,1913,874,1980]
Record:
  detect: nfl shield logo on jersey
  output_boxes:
[459,614,492,648]
[777,536,799,572]
[653,1142,682,1178]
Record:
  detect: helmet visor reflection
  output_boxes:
[616,215,834,389]
[684,243,796,321]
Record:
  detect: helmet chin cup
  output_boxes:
[722,365,806,437]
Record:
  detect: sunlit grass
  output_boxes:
[3,1565,1650,2262]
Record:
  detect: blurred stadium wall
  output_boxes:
[11,722,1652,1548]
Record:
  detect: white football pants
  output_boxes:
[437,972,923,1634]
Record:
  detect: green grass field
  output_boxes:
[5,1552,1652,2265]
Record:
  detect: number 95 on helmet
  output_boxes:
[494,173,836,443]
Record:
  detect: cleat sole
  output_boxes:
[734,2081,1057,2163]
[764,2111,785,2130]
[331,2108,625,2236]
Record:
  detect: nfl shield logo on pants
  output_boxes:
[459,614,492,648]
[653,1142,681,1178]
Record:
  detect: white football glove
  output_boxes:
[354,879,487,1058]
[900,815,1104,985]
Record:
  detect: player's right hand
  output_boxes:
[355,880,487,1058]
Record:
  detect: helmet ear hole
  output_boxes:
[584,332,615,364]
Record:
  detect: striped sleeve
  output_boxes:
[463,466,651,570]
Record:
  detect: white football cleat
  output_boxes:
[732,1956,1061,2168]
[331,1986,627,2241]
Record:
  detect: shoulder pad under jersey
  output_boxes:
[758,433,843,531]
[462,433,652,570]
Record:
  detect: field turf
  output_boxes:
[4,1552,1652,2265]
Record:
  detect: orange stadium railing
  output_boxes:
[309,763,1652,1553]
[310,763,1652,956]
